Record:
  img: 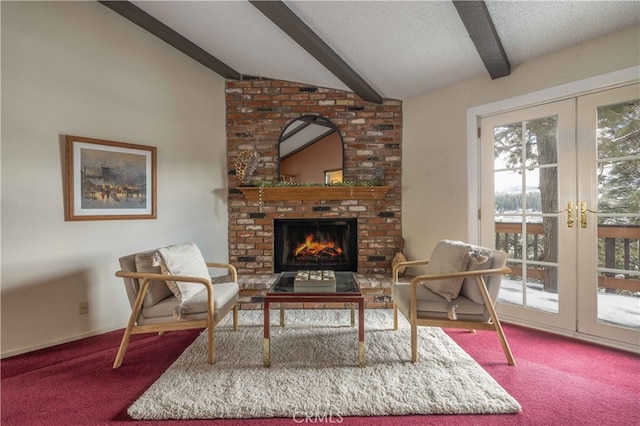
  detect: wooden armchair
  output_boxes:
[392,240,516,365]
[114,242,239,368]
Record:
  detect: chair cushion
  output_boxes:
[392,282,488,321]
[459,246,494,304]
[180,281,240,321]
[141,295,180,319]
[156,242,210,304]
[422,240,472,301]
[140,282,239,321]
[134,252,174,307]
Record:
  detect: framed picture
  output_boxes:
[324,169,343,184]
[65,135,157,221]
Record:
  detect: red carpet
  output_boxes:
[2,317,639,425]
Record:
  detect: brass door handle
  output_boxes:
[555,201,574,228]
[580,201,601,228]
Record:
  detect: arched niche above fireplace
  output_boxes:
[278,115,344,184]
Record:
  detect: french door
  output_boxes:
[479,84,639,349]
[576,86,639,346]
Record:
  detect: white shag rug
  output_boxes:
[128,309,520,420]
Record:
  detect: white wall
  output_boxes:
[402,25,640,261]
[1,2,228,356]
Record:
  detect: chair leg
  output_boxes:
[113,286,147,369]
[483,292,516,365]
[411,321,418,363]
[477,277,516,366]
[491,317,516,366]
[207,326,215,364]
[233,305,239,331]
[393,304,399,330]
[113,327,133,369]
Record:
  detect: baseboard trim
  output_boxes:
[4,313,637,358]
[0,323,126,359]
[501,316,639,355]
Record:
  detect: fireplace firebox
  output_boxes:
[274,218,357,272]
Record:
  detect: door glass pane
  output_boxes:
[598,159,640,211]
[594,100,640,330]
[526,265,559,314]
[500,261,524,306]
[597,99,640,159]
[493,116,560,313]
[494,122,522,167]
[528,167,557,213]
[526,116,559,166]
[525,224,543,261]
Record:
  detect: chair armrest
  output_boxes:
[410,266,511,284]
[115,270,213,288]
[392,259,430,282]
[115,270,217,315]
[398,266,511,323]
[406,267,511,303]
[205,262,238,282]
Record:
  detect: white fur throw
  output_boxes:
[460,246,494,304]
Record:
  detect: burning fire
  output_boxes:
[293,234,343,258]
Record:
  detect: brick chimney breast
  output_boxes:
[226,79,402,275]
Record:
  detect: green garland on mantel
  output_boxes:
[246,179,384,188]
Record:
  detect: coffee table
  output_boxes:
[263,271,365,368]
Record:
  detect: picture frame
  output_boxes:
[324,169,343,184]
[64,135,157,221]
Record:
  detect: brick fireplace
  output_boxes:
[225,78,402,276]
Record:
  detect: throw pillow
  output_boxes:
[134,252,174,307]
[156,242,211,317]
[423,240,472,302]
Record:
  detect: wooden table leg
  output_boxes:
[350,303,355,327]
[263,299,270,367]
[358,299,365,367]
[279,304,285,327]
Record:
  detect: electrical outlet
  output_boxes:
[78,301,89,315]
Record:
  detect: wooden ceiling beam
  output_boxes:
[250,0,383,104]
[453,0,511,79]
[99,1,241,80]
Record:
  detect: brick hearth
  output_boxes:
[225,78,403,309]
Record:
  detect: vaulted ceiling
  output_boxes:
[100,1,640,103]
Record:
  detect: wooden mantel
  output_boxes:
[237,185,392,201]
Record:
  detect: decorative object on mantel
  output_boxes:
[392,237,408,277]
[238,180,391,202]
[251,179,384,187]
[127,309,521,420]
[233,149,259,184]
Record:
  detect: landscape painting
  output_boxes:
[65,135,157,221]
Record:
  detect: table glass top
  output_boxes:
[269,271,360,294]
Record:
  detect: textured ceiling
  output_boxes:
[130,0,640,101]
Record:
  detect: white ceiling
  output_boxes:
[131,0,640,101]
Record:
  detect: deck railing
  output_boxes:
[495,222,640,292]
